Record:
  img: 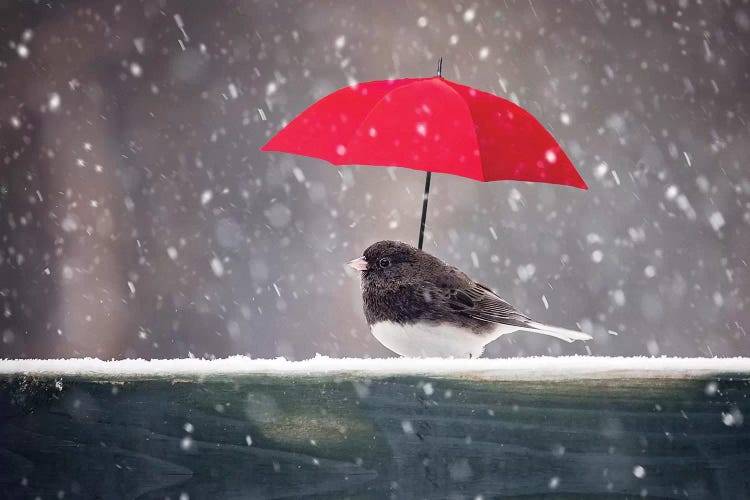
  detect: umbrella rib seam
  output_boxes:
[439,81,486,182]
[341,80,426,165]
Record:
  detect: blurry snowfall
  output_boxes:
[0,0,748,359]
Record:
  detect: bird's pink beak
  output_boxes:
[347,256,368,271]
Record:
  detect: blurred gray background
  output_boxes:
[1,0,748,359]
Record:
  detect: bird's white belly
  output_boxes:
[370,321,516,358]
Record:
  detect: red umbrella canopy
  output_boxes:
[261,76,587,189]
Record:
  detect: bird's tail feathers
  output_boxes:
[519,321,592,343]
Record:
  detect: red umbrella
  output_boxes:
[261,59,587,249]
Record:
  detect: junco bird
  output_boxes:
[348,240,592,358]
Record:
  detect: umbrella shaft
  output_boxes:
[418,171,431,250]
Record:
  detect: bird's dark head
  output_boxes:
[348,240,444,287]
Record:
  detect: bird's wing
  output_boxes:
[445,284,531,325]
[420,267,531,326]
[417,267,590,342]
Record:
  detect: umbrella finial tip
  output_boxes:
[437,57,443,77]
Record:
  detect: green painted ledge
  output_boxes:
[1,357,749,499]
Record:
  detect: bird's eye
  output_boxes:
[378,257,391,268]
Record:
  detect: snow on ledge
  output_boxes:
[1,355,750,380]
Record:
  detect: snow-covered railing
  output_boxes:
[1,356,749,498]
[2,355,750,379]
